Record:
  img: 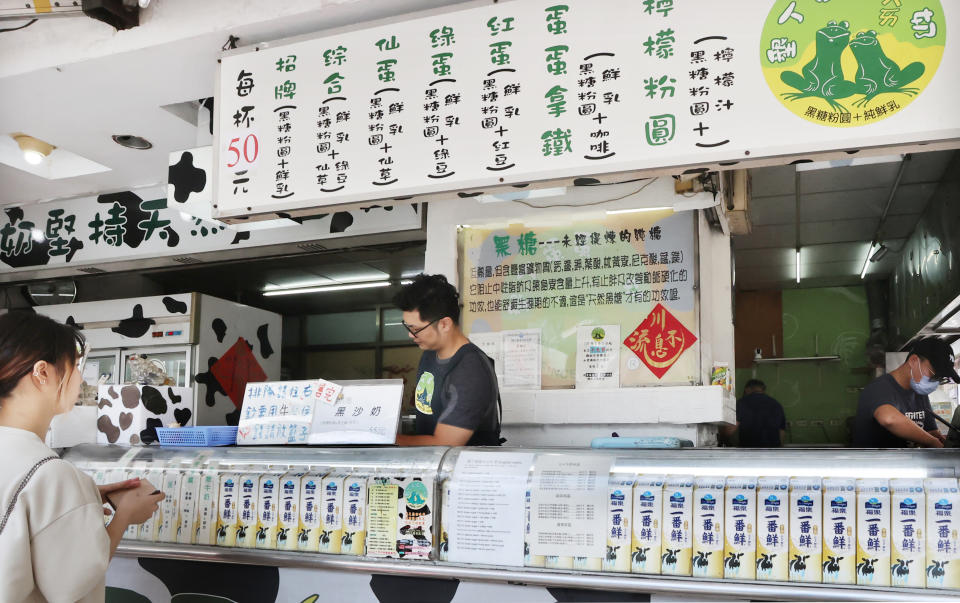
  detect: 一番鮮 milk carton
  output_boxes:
[724,477,757,580]
[320,474,345,554]
[276,473,303,552]
[255,473,282,549]
[342,475,367,556]
[890,478,925,588]
[215,471,239,547]
[856,479,890,586]
[661,475,694,576]
[603,474,635,573]
[525,481,545,568]
[924,478,960,589]
[235,470,260,548]
[298,473,324,552]
[789,477,822,583]
[631,475,664,575]
[821,478,856,585]
[756,477,789,581]
[692,476,725,578]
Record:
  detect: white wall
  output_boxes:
[423,179,736,446]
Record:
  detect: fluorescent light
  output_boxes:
[795,248,801,284]
[796,153,903,172]
[30,228,45,243]
[263,281,391,297]
[860,242,874,279]
[606,206,672,215]
[870,243,889,262]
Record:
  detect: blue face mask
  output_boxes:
[910,358,940,396]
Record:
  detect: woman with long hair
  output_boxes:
[0,311,164,602]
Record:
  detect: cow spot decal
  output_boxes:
[168,387,182,404]
[195,357,227,407]
[174,407,192,427]
[98,397,113,409]
[119,412,134,430]
[121,385,141,409]
[97,415,121,443]
[141,385,167,415]
[112,304,155,338]
[162,296,188,314]
[140,418,163,444]
[212,318,227,343]
[168,151,207,203]
[257,324,274,359]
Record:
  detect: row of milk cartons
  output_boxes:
[520,474,960,590]
[82,462,434,559]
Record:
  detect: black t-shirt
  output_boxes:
[736,393,786,447]
[852,373,936,447]
[413,342,501,446]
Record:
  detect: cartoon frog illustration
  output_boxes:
[780,20,859,112]
[849,29,924,107]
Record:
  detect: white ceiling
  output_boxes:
[734,151,955,290]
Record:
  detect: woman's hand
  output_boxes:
[109,480,165,526]
[98,478,141,515]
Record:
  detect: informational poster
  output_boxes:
[447,450,535,566]
[575,324,620,388]
[307,380,403,444]
[501,329,542,389]
[461,211,697,386]
[529,454,613,559]
[469,331,504,380]
[366,480,400,558]
[214,0,955,219]
[236,380,317,445]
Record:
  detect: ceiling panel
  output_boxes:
[732,224,796,250]
[748,165,795,197]
[901,151,955,184]
[799,162,901,195]
[801,242,873,264]
[749,194,794,226]
[887,182,939,216]
[799,188,888,222]
[799,219,875,246]
[734,247,795,268]
[880,214,921,240]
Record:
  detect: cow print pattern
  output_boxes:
[174,407,192,427]
[66,316,85,330]
[112,304,155,338]
[195,357,228,407]
[212,318,227,343]
[98,397,113,409]
[168,151,207,203]
[141,386,167,415]
[162,296,188,314]
[167,387,182,404]
[230,231,251,245]
[140,418,163,444]
[257,324,274,359]
[121,385,142,408]
[97,415,121,443]
[119,412,133,431]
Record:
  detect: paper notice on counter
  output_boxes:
[236,380,318,445]
[469,332,504,380]
[447,451,535,566]
[502,329,541,389]
[308,380,403,445]
[575,325,620,389]
[365,481,399,558]
[529,454,612,559]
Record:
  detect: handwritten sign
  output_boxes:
[237,380,321,445]
[307,379,404,445]
[317,378,343,406]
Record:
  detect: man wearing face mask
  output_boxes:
[853,337,958,448]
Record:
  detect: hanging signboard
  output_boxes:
[214,0,955,219]
[460,210,697,387]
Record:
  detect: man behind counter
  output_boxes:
[393,274,502,447]
[853,337,957,448]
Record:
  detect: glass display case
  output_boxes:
[62,445,960,601]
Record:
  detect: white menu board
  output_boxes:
[307,379,403,445]
[529,453,612,558]
[215,0,957,219]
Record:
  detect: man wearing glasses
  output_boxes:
[392,274,502,447]
[852,337,957,448]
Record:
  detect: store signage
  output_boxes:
[0,184,420,274]
[214,0,955,218]
[460,210,697,386]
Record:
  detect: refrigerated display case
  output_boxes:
[61,444,960,602]
[122,345,192,388]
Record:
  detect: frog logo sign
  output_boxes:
[761,0,945,127]
[591,327,606,341]
[414,371,435,415]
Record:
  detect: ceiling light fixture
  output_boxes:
[262,279,413,297]
[112,134,153,150]
[795,248,801,284]
[12,134,55,165]
[870,243,890,262]
[860,242,875,279]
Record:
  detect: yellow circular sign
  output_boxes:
[761,0,945,127]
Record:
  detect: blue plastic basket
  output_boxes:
[156,426,237,447]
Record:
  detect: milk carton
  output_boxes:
[395,476,433,560]
[298,473,324,552]
[439,479,451,562]
[890,478,925,588]
[276,473,302,552]
[139,468,164,542]
[343,475,367,556]
[525,483,545,567]
[661,475,694,576]
[122,464,147,540]
[544,556,574,569]
[176,470,201,545]
[789,477,822,583]
[319,474,345,554]
[255,473,282,549]
[856,479,890,586]
[572,556,602,571]
[757,477,789,581]
[603,474,635,572]
[215,472,239,546]
[924,478,960,589]
[157,470,182,543]
[821,478,856,585]
[632,475,664,575]
[103,467,127,530]
[194,470,220,546]
[724,477,757,580]
[235,470,261,548]
[692,477,725,578]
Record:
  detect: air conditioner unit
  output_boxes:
[723,170,752,235]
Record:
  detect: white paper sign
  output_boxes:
[447,450,535,566]
[469,331,504,379]
[236,380,319,445]
[502,328,541,389]
[529,454,612,558]
[307,379,403,444]
[575,325,620,389]
[316,378,344,406]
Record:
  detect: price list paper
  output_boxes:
[529,454,613,558]
[447,451,535,566]
[366,480,400,558]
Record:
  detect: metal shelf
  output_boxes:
[116,543,958,602]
